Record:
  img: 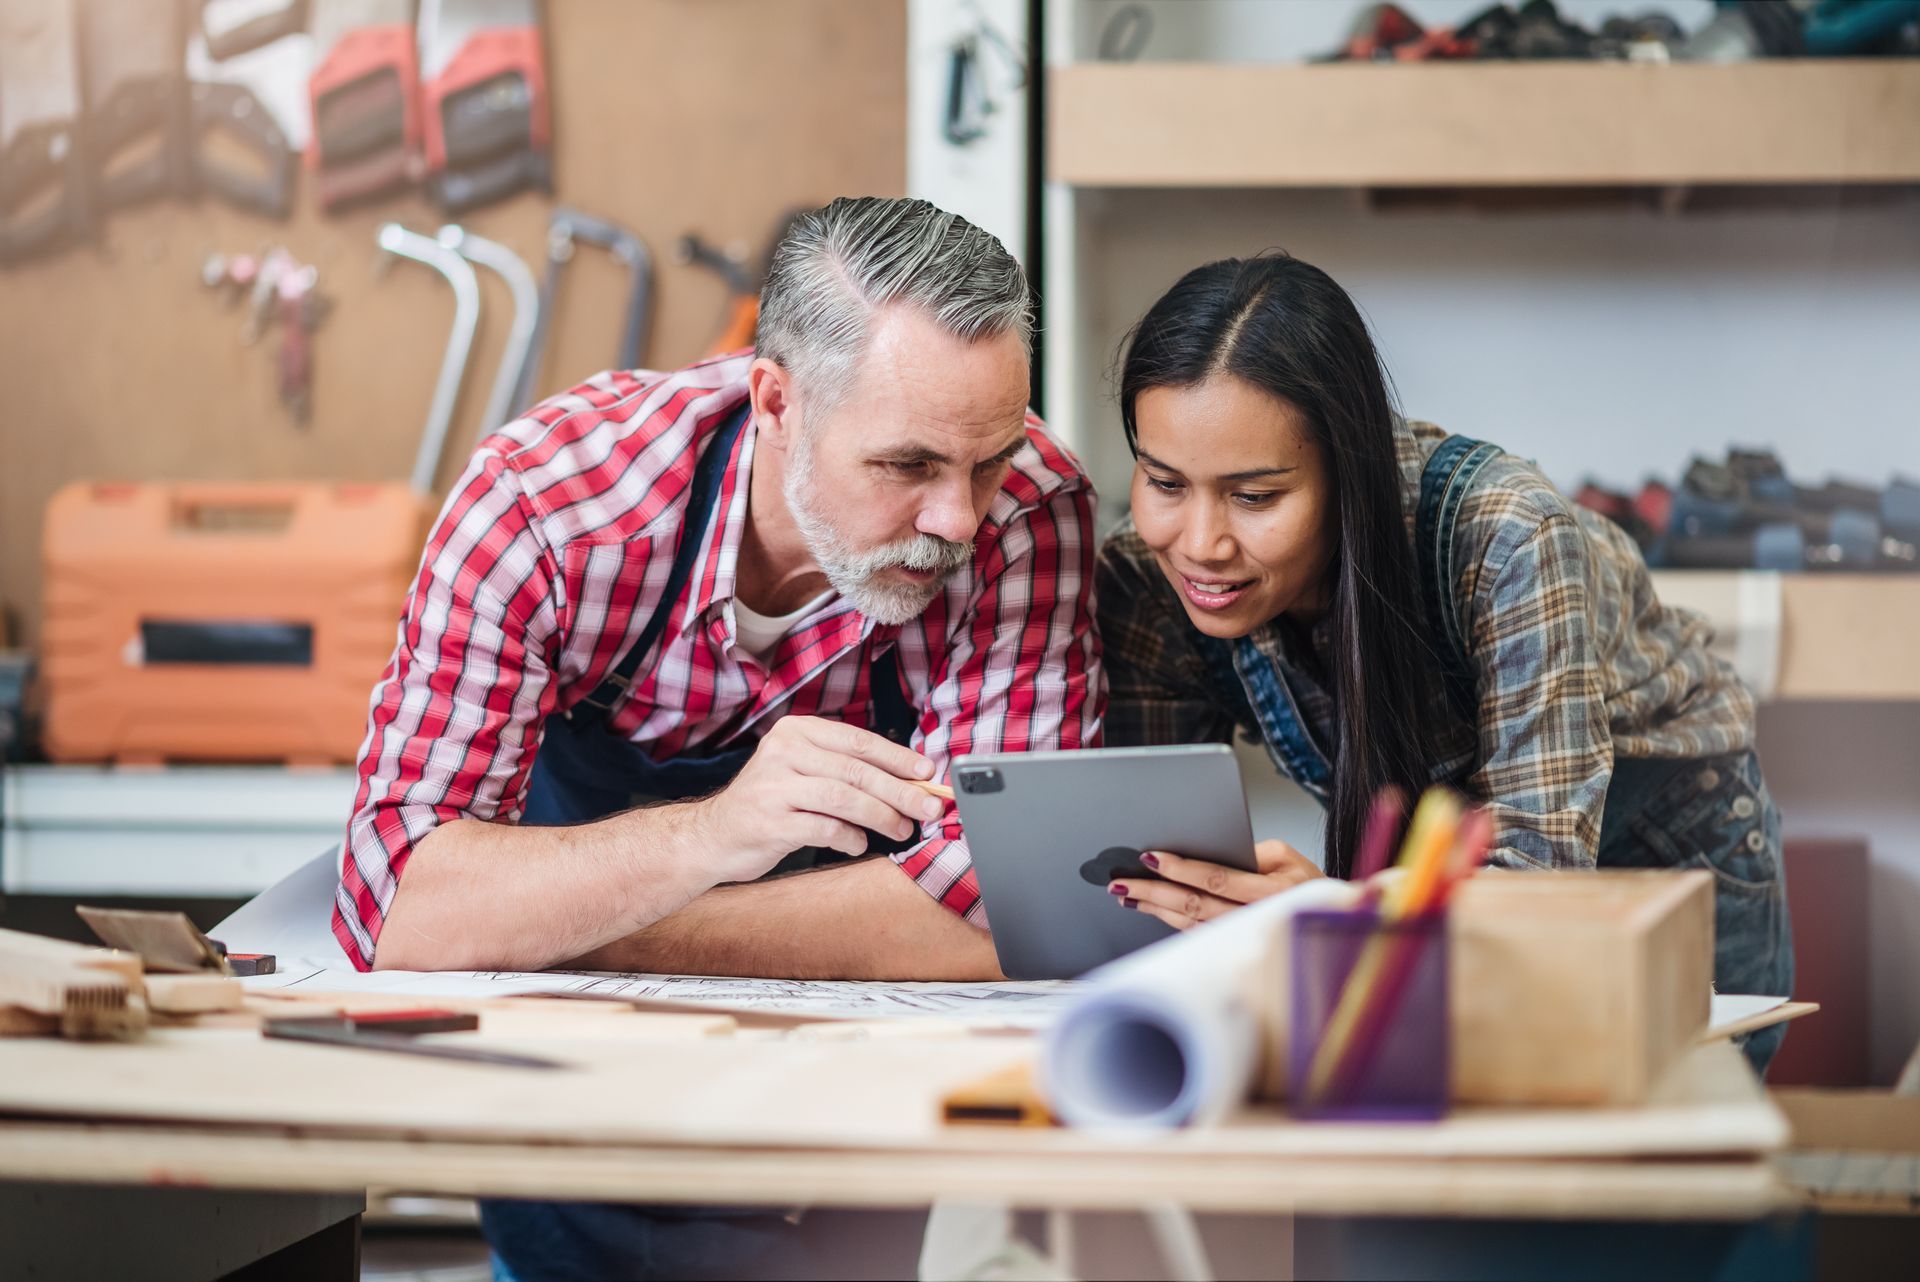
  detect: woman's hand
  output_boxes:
[1109,839,1325,931]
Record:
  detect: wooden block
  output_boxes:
[0,928,146,1040]
[941,1062,1054,1127]
[0,1005,59,1037]
[144,973,246,1014]
[1449,871,1713,1107]
[0,927,143,987]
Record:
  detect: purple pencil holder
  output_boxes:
[1289,906,1450,1121]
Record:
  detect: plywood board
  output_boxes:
[0,1120,1789,1220]
[0,1026,1784,1161]
[0,0,906,647]
[1051,62,1920,188]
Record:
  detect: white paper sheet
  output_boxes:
[1707,993,1792,1037]
[210,848,350,967]
[1040,878,1364,1130]
[246,964,1075,1027]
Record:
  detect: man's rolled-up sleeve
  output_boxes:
[332,454,563,969]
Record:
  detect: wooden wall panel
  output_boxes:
[0,0,905,646]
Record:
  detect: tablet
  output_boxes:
[951,744,1261,979]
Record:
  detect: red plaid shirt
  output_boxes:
[333,353,1103,969]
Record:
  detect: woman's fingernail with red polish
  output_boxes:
[1141,853,1161,870]
[1109,883,1129,897]
[1123,898,1139,909]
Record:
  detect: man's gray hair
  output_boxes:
[755,196,1032,413]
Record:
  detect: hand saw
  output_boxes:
[418,0,549,213]
[0,0,93,263]
[80,0,193,211]
[308,0,420,210]
[187,0,310,216]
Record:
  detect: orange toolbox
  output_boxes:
[40,483,433,764]
[40,223,485,765]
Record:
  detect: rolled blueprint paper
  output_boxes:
[1040,877,1361,1130]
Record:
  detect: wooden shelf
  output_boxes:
[1049,62,1920,188]
[1650,572,1920,701]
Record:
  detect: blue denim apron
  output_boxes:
[1195,434,1793,1074]
[481,405,926,1281]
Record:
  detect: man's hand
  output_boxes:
[1107,839,1324,931]
[692,716,945,884]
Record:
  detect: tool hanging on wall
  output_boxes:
[419,0,550,214]
[0,0,94,264]
[79,0,193,212]
[309,0,422,210]
[677,234,757,359]
[199,0,311,62]
[511,205,651,410]
[438,223,538,437]
[676,210,805,359]
[39,224,477,767]
[376,222,480,493]
[200,246,334,424]
[185,0,311,217]
[942,6,1027,146]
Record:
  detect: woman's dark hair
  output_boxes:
[1118,253,1445,879]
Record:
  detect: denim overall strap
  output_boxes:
[1415,434,1503,726]
[1192,632,1332,801]
[517,406,753,827]
[571,404,751,719]
[519,402,915,828]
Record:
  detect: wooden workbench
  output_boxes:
[0,1018,1790,1222]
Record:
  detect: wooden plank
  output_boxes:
[0,1005,59,1037]
[144,974,246,1014]
[1773,1088,1920,1154]
[0,1120,1790,1219]
[1050,62,1920,188]
[0,1025,1783,1161]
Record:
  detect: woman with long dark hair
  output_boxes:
[1097,253,1793,1071]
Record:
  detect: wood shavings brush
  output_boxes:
[0,927,147,1040]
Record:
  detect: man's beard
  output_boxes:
[782,429,974,625]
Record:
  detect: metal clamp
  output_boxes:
[437,224,538,440]
[377,223,480,494]
[512,205,653,411]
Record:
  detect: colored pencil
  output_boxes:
[1353,787,1407,883]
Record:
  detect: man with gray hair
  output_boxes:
[331,197,1098,1274]
[337,196,1099,985]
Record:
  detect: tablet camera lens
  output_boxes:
[958,767,1003,795]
